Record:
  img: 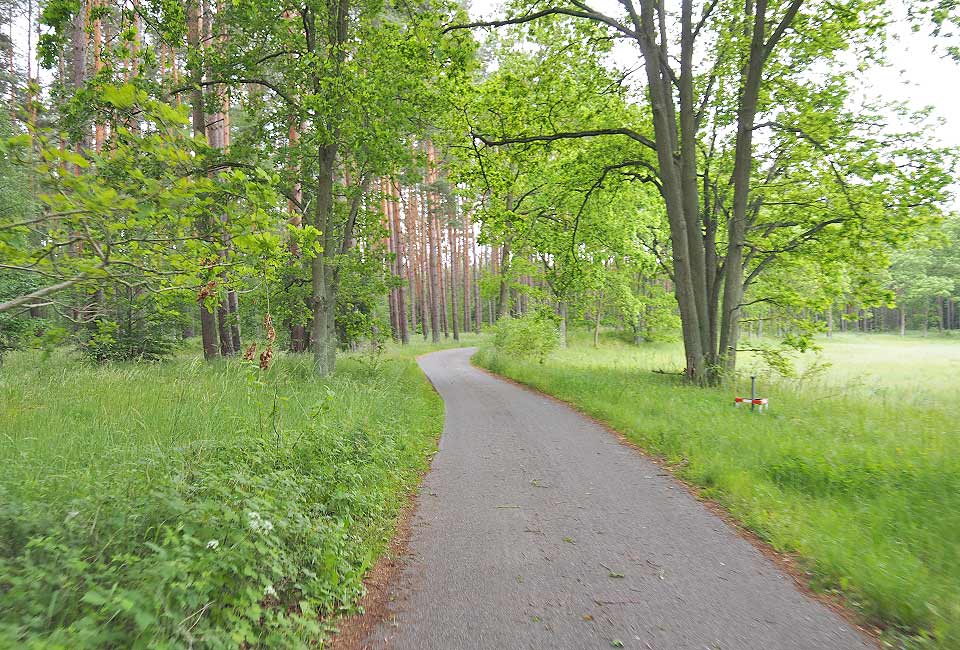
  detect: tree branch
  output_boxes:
[473,127,657,152]
[445,6,638,39]
[0,276,90,314]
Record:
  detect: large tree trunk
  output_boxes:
[635,4,705,381]
[187,0,218,360]
[716,0,768,381]
[311,145,339,375]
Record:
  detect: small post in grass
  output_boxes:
[734,376,768,412]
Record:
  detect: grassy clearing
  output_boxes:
[474,332,960,649]
[0,345,450,648]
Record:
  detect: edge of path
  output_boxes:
[329,347,881,650]
[468,355,882,648]
[327,351,446,650]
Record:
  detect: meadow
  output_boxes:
[475,332,960,649]
[0,339,476,648]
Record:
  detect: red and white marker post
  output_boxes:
[734,376,768,412]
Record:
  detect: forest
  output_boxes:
[1,0,958,648]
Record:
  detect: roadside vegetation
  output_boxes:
[2,0,959,646]
[0,345,448,648]
[476,331,960,649]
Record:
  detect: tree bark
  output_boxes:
[401,185,420,338]
[558,300,568,348]
[717,0,769,380]
[462,213,472,333]
[474,256,482,333]
[425,186,441,343]
[437,216,449,337]
[187,0,218,360]
[390,180,409,343]
[496,242,511,319]
[593,296,602,348]
[309,141,340,375]
[449,222,459,341]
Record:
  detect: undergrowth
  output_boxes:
[0,348,443,648]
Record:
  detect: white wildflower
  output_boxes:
[264,584,277,597]
[247,511,274,534]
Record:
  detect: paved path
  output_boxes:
[367,348,872,650]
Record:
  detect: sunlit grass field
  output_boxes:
[0,342,462,647]
[475,332,960,649]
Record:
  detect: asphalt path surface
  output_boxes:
[366,347,873,650]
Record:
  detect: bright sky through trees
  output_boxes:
[468,0,960,157]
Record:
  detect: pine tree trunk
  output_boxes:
[415,187,430,340]
[390,180,409,344]
[449,223,459,341]
[438,218,448,337]
[559,300,568,348]
[462,215,471,333]
[383,179,399,340]
[404,186,418,338]
[203,0,234,356]
[425,187,441,343]
[474,257,482,334]
[497,242,510,319]
[593,297,602,349]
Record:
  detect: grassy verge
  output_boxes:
[474,333,959,649]
[0,346,447,648]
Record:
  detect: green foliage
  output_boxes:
[476,333,960,649]
[0,85,282,317]
[492,311,559,363]
[0,350,443,648]
[890,215,960,330]
[0,272,45,359]
[76,294,187,363]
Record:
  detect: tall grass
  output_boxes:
[475,332,960,649]
[0,347,445,648]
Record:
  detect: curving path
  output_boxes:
[365,347,873,650]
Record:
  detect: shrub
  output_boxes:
[493,312,559,363]
[77,293,188,362]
